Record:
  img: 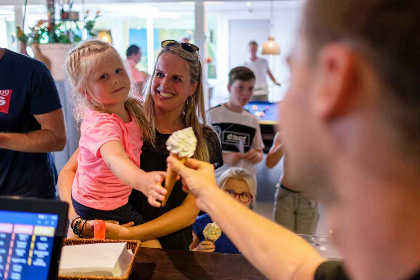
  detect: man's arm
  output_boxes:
[168,157,326,280]
[266,132,285,168]
[267,69,281,86]
[0,108,66,152]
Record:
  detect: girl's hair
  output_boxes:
[65,39,152,142]
[143,43,209,162]
[218,167,256,203]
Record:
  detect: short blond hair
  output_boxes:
[218,167,256,198]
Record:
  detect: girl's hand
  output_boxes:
[137,171,167,208]
[193,240,215,252]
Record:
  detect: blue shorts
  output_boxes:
[72,196,145,225]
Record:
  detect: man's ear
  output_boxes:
[313,45,359,121]
[227,84,232,94]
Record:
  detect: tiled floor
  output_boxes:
[253,201,331,236]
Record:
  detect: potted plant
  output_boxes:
[16,0,100,81]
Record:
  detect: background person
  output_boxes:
[244,41,281,102]
[207,66,264,184]
[126,44,149,95]
[58,40,223,250]
[0,47,66,198]
[167,0,420,279]
[266,131,319,235]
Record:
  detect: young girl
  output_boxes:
[190,167,256,254]
[64,40,166,242]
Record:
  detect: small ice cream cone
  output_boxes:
[162,127,197,207]
[162,153,187,207]
[203,222,222,244]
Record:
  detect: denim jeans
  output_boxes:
[273,184,319,235]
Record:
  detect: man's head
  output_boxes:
[249,41,258,57]
[126,45,141,64]
[228,66,256,108]
[280,0,420,279]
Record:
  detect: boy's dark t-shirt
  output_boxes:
[129,126,223,250]
[0,49,62,198]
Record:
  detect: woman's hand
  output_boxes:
[193,240,215,252]
[137,171,167,207]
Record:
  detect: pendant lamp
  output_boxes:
[262,0,280,55]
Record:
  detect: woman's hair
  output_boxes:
[143,43,209,162]
[218,167,256,202]
[228,66,256,86]
[65,39,152,142]
[303,0,420,159]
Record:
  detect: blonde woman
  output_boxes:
[58,40,223,250]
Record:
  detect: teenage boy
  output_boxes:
[207,66,264,182]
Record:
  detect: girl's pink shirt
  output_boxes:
[72,108,143,211]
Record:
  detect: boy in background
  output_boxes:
[207,66,264,185]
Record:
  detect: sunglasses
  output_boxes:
[161,40,199,53]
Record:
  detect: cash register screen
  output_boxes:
[0,210,59,280]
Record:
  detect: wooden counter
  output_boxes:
[129,247,266,279]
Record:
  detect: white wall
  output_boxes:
[209,4,303,106]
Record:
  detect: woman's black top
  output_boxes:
[129,126,223,250]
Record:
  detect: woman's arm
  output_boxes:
[57,148,80,220]
[266,132,285,169]
[57,148,81,238]
[105,193,200,240]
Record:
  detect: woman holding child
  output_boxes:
[58,39,222,250]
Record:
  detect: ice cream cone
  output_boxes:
[203,223,222,243]
[162,153,187,207]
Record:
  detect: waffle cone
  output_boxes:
[162,153,187,207]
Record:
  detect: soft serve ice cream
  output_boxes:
[162,127,197,207]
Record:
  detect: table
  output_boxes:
[129,248,266,279]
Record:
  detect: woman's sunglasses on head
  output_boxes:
[161,40,199,53]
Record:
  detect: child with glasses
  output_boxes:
[190,167,256,254]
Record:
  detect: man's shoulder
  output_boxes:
[4,48,44,68]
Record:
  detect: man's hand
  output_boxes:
[223,152,243,166]
[167,156,218,199]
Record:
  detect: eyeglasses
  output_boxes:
[224,189,253,203]
[161,40,199,53]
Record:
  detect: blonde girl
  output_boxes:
[65,40,166,238]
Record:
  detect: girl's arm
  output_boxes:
[105,193,200,240]
[266,132,285,169]
[100,141,167,207]
[190,231,200,250]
